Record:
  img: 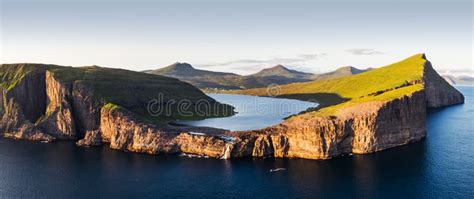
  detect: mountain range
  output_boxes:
[146,63,368,90]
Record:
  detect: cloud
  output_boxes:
[345,49,386,55]
[438,68,474,77]
[298,53,328,60]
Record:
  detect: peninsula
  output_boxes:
[0,54,464,159]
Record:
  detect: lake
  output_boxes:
[0,86,472,198]
[176,94,319,131]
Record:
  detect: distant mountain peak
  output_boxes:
[168,62,194,70]
[147,62,238,78]
[252,65,311,78]
[333,66,365,74]
[271,64,288,70]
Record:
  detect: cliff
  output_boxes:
[0,64,234,144]
[228,54,463,159]
[228,91,428,159]
[0,54,465,160]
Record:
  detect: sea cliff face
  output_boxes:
[0,56,465,160]
[95,106,229,158]
[229,91,427,159]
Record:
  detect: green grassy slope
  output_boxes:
[232,54,427,116]
[1,64,235,125]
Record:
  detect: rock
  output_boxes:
[76,130,103,146]
[1,66,48,138]
[71,82,102,137]
[98,105,229,157]
[423,60,464,107]
[4,122,55,142]
[36,71,76,139]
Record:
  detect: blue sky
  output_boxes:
[1,0,472,75]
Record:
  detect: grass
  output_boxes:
[0,64,50,90]
[232,54,427,117]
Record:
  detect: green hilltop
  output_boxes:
[232,54,427,116]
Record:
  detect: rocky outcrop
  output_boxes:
[422,60,464,108]
[36,71,76,139]
[0,67,51,141]
[0,66,98,141]
[71,82,101,136]
[76,130,102,146]
[93,106,230,158]
[3,122,55,142]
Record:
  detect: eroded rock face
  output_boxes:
[3,122,55,142]
[228,91,427,159]
[97,106,229,158]
[36,71,76,139]
[76,130,102,146]
[71,82,102,137]
[423,61,465,108]
[0,68,49,140]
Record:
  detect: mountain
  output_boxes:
[146,62,242,89]
[442,75,474,85]
[146,63,368,90]
[312,66,367,80]
[251,65,313,79]
[148,62,238,78]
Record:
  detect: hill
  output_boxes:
[0,63,234,140]
[223,54,464,160]
[311,66,367,81]
[231,54,463,116]
[146,63,368,90]
[251,65,314,79]
[149,62,239,78]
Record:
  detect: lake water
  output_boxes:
[0,86,472,198]
[176,94,319,131]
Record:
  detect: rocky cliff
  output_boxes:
[224,57,463,159]
[229,91,427,159]
[0,64,233,145]
[0,55,465,160]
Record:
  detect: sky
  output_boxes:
[1,0,472,76]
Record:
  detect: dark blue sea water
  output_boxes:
[0,86,473,198]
